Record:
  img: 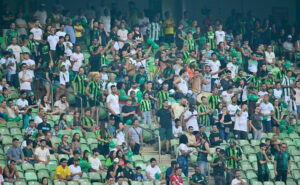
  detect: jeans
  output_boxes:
[142,111,151,124]
[253,129,262,140]
[263,120,272,133]
[197,161,208,176]
[177,155,188,177]
[219,128,230,141]
[215,175,225,185]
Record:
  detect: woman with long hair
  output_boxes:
[58,113,72,134]
[96,122,111,156]
[58,134,72,155]
[177,135,192,177]
[105,150,117,168]
[80,150,91,173]
[71,133,82,155]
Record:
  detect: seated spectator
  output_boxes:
[107,115,116,137]
[68,151,81,166]
[33,133,42,149]
[80,150,91,173]
[128,118,143,155]
[116,150,127,166]
[166,161,178,185]
[0,166,4,185]
[58,134,72,155]
[34,108,45,125]
[190,166,207,185]
[146,158,164,183]
[209,125,223,147]
[45,131,56,155]
[41,177,48,185]
[186,126,199,147]
[54,158,71,182]
[89,149,104,174]
[172,119,183,139]
[34,139,50,165]
[6,99,18,121]
[22,140,35,165]
[134,166,144,182]
[27,92,37,106]
[58,113,72,135]
[54,94,69,114]
[82,110,96,132]
[7,138,24,165]
[106,158,123,181]
[3,160,20,182]
[231,169,247,185]
[123,161,134,183]
[37,116,51,136]
[71,112,86,136]
[71,133,82,155]
[69,158,83,183]
[170,167,183,185]
[25,119,38,136]
[106,151,117,168]
[52,124,60,137]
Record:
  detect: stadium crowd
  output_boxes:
[0,1,300,185]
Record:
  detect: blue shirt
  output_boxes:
[64,26,76,44]
[37,123,51,135]
[107,124,116,137]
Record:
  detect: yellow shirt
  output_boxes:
[54,165,71,180]
[74,25,83,37]
[164,19,174,34]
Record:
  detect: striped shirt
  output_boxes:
[225,146,242,169]
[206,32,215,50]
[207,94,220,110]
[73,74,87,95]
[281,76,293,97]
[184,39,196,52]
[197,104,210,127]
[140,99,151,112]
[157,90,169,109]
[148,22,160,41]
[87,81,102,101]
[249,76,261,90]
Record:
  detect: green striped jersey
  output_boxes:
[148,22,160,41]
[73,74,87,95]
[140,99,151,112]
[281,76,293,97]
[197,104,210,127]
[207,95,220,110]
[157,90,169,109]
[87,81,102,100]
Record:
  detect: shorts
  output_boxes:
[234,130,247,140]
[43,80,51,86]
[75,94,87,108]
[159,127,173,141]
[272,119,279,127]
[89,99,100,107]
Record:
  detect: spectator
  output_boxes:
[69,158,83,183]
[134,166,144,182]
[218,106,232,141]
[37,116,51,136]
[170,167,183,185]
[231,169,247,185]
[82,109,96,132]
[64,19,76,44]
[22,140,35,165]
[25,119,37,136]
[234,104,248,140]
[190,166,207,185]
[34,139,50,165]
[3,160,20,182]
[128,118,143,155]
[58,134,72,155]
[177,135,192,177]
[196,133,210,176]
[209,125,223,147]
[256,143,270,182]
[89,149,104,174]
[249,106,263,140]
[54,94,70,114]
[172,119,183,139]
[105,151,117,168]
[7,138,24,165]
[259,95,273,133]
[210,149,226,185]
[146,158,164,183]
[225,140,242,170]
[106,158,123,180]
[71,133,82,155]
[123,161,134,183]
[165,161,178,185]
[96,122,111,156]
[68,151,81,166]
[274,142,291,183]
[154,100,174,154]
[54,158,71,182]
[80,150,91,173]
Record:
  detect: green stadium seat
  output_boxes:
[159,165,168,173]
[34,163,47,171]
[123,182,129,185]
[143,182,155,185]
[37,171,50,180]
[250,140,260,146]
[85,132,96,139]
[134,162,146,171]
[88,172,101,181]
[263,182,274,185]
[58,154,69,161]
[3,136,12,145]
[252,162,258,171]
[59,130,70,136]
[80,138,87,144]
[286,181,297,185]
[81,144,91,152]
[142,155,152,163]
[131,182,142,185]
[67,182,79,185]
[241,162,252,171]
[22,163,34,171]
[291,150,300,156]
[10,128,22,135]
[274,182,285,185]
[246,171,257,180]
[291,162,298,170]
[80,182,91,185]
[92,183,102,185]
[54,181,66,185]
[243,146,256,154]
[25,171,38,181]
[0,128,10,135]
[72,130,83,138]
[239,140,250,146]
[267,163,274,171]
[100,171,107,181]
[51,115,60,122]
[4,182,13,185]
[15,181,27,185]
[4,145,12,153]
[7,122,19,128]
[97,155,106,161]
[248,154,257,163]
[87,138,97,144]
[289,133,300,139]
[279,133,288,139]
[53,137,61,145]
[132,155,143,163]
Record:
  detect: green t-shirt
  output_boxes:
[256,152,269,174]
[22,147,33,158]
[191,173,207,185]
[163,67,175,79]
[6,29,18,45]
[274,151,290,171]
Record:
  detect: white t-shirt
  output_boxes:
[107,82,117,95]
[178,143,188,156]
[258,91,268,98]
[226,62,238,78]
[184,110,199,131]
[56,31,66,37]
[221,91,234,106]
[6,57,17,74]
[22,59,35,77]
[106,94,120,114]
[18,71,32,90]
[234,111,248,132]
[172,125,182,138]
[138,17,150,35]
[146,165,161,180]
[34,147,50,162]
[265,51,275,64]
[227,104,240,122]
[47,35,59,50]
[89,156,102,171]
[117,29,128,48]
[59,71,70,86]
[16,99,28,109]
[231,178,246,185]
[63,42,73,57]
[7,45,22,62]
[62,60,72,71]
[259,102,274,121]
[30,28,43,41]
[100,16,111,32]
[69,165,82,179]
[207,60,221,78]
[34,115,43,125]
[273,89,283,99]
[215,30,226,45]
[70,52,84,72]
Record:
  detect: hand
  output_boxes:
[275,170,278,176]
[218,161,222,166]
[253,128,257,133]
[156,124,161,128]
[89,94,93,99]
[288,169,291,174]
[74,92,77,96]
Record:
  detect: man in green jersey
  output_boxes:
[85,73,102,119]
[6,22,19,46]
[73,67,87,112]
[274,142,291,183]
[256,143,270,182]
[157,83,169,109]
[190,166,206,185]
[225,140,242,169]
[197,96,213,131]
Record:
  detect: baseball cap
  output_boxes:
[113,158,119,163]
[288,35,292,39]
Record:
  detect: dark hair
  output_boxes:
[259,143,266,148]
[117,82,124,90]
[111,85,116,90]
[136,166,141,171]
[175,119,180,124]
[72,133,80,142]
[124,160,131,165]
[26,140,32,146]
[92,148,98,154]
[59,113,66,122]
[12,138,19,142]
[60,158,67,163]
[179,135,188,144]
[83,150,90,160]
[179,69,186,76]
[108,151,116,161]
[150,158,156,163]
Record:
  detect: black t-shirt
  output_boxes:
[212,157,225,176]
[55,43,65,60]
[109,61,124,77]
[89,45,101,71]
[37,123,51,135]
[220,78,234,91]
[156,108,172,128]
[123,168,134,180]
[122,105,136,123]
[106,165,123,180]
[38,42,50,62]
[46,140,54,154]
[217,113,232,129]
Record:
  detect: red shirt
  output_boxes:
[170,175,183,185]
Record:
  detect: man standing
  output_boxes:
[154,100,174,154]
[128,119,143,155]
[18,63,33,93]
[190,166,207,185]
[211,149,226,185]
[274,142,291,183]
[7,138,24,165]
[107,85,121,126]
[256,143,270,182]
[197,96,213,132]
[34,139,50,165]
[234,104,249,140]
[259,95,274,133]
[73,67,87,113]
[225,140,242,170]
[281,70,294,105]
[196,133,210,177]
